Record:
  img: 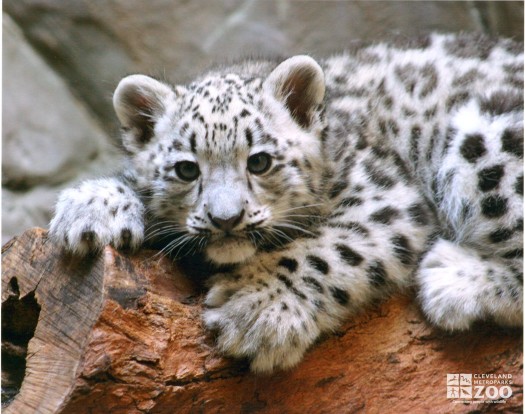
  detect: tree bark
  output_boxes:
[2,228,522,413]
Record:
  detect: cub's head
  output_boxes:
[113,56,327,264]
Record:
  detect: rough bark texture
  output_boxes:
[2,228,523,413]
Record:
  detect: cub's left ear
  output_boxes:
[264,55,325,129]
[113,75,176,152]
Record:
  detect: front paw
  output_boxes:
[204,277,319,373]
[49,179,145,255]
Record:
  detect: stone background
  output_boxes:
[2,0,524,244]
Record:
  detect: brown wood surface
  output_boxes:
[2,228,522,413]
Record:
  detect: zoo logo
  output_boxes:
[447,373,513,401]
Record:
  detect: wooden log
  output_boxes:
[2,228,522,413]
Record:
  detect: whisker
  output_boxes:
[155,233,192,258]
[273,219,317,235]
[255,226,294,247]
[144,221,186,242]
[145,227,185,242]
[273,203,324,214]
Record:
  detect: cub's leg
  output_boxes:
[204,147,434,373]
[417,99,523,329]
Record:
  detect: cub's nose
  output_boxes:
[208,210,245,232]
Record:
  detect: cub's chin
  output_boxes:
[206,237,256,265]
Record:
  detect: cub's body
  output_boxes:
[50,33,523,372]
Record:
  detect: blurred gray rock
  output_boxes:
[4,0,137,133]
[2,187,57,245]
[3,15,117,188]
[2,14,120,242]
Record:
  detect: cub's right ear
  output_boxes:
[113,75,175,152]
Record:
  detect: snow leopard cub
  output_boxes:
[50,33,523,373]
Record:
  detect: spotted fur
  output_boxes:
[50,33,523,373]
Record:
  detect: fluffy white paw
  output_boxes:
[417,239,485,330]
[49,179,145,255]
[204,274,319,373]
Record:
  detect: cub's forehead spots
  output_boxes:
[187,74,258,105]
[169,74,274,157]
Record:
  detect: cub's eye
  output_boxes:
[247,152,272,175]
[175,161,200,181]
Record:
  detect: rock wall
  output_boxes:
[2,1,524,242]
